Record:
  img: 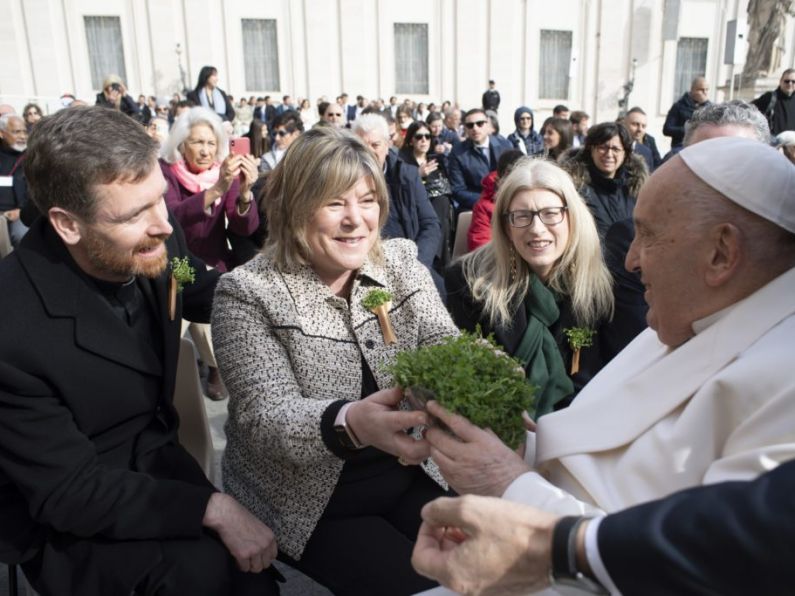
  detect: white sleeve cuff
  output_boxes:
[585,516,622,596]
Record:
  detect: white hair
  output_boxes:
[351,113,389,141]
[159,106,228,164]
[775,130,795,148]
[0,113,22,132]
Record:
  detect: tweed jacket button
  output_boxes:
[364,339,375,349]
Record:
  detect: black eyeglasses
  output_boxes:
[275,129,294,137]
[413,133,431,140]
[503,207,568,228]
[464,120,487,129]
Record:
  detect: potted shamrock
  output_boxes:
[387,331,535,448]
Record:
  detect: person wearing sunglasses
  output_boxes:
[260,110,304,174]
[560,121,648,242]
[445,158,614,418]
[400,121,455,271]
[447,108,512,211]
[353,114,444,296]
[752,68,795,135]
[508,106,544,157]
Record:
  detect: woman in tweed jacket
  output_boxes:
[212,127,458,595]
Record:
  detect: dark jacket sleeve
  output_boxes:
[444,260,487,335]
[406,167,442,268]
[222,89,236,123]
[599,460,795,596]
[448,151,481,210]
[751,91,772,114]
[662,96,688,142]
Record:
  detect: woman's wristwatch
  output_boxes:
[334,402,365,450]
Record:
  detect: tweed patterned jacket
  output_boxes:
[212,239,458,559]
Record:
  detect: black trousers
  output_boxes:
[21,530,280,596]
[280,461,445,596]
[20,442,280,596]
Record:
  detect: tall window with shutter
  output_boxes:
[539,30,573,100]
[394,23,429,95]
[674,37,708,98]
[242,19,280,91]
[84,16,127,89]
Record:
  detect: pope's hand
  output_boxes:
[411,494,559,595]
[425,400,530,496]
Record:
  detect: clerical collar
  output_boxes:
[91,275,135,296]
[691,302,738,335]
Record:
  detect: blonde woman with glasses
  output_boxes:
[445,158,613,417]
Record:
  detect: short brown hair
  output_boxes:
[25,106,158,221]
[263,126,389,269]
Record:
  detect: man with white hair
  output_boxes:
[0,113,30,246]
[683,99,770,146]
[415,136,795,594]
[352,114,443,294]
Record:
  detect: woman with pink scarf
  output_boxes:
[159,106,259,400]
[159,106,259,272]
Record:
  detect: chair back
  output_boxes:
[0,217,13,258]
[174,338,215,484]
[452,211,473,259]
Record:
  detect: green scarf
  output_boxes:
[513,275,575,418]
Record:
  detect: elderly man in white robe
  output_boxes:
[414,136,795,594]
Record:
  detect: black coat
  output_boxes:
[663,92,710,148]
[560,147,648,243]
[600,459,795,596]
[444,261,608,403]
[94,92,143,121]
[383,152,441,270]
[752,88,795,135]
[0,145,28,212]
[447,136,513,210]
[187,87,236,122]
[641,133,663,170]
[0,217,220,593]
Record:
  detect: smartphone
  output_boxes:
[229,137,251,156]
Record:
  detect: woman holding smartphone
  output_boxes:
[399,120,454,270]
[159,107,259,400]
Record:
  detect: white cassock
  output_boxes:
[416,266,795,596]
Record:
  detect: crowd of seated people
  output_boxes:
[3,64,795,596]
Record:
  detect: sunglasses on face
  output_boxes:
[783,79,795,84]
[464,120,487,129]
[414,133,432,140]
[275,129,293,137]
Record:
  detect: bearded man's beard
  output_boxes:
[83,231,170,279]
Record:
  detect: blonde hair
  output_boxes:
[263,126,390,269]
[461,157,613,328]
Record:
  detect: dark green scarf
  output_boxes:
[514,275,574,418]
